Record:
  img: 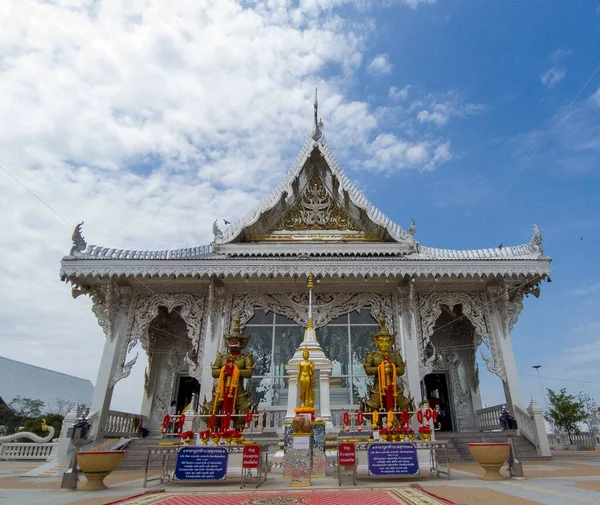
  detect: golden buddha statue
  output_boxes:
[362,317,414,415]
[297,348,315,408]
[201,315,255,430]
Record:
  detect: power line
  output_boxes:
[0,163,73,228]
[519,371,600,386]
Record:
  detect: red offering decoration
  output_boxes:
[417,410,423,424]
[425,408,433,421]
[338,442,356,467]
[357,411,364,432]
[208,414,216,430]
[433,410,438,422]
[242,444,261,469]
[177,414,186,432]
[160,414,170,434]
[343,411,349,427]
[401,409,409,425]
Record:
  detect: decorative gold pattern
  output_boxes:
[276,172,361,232]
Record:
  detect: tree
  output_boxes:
[9,396,44,419]
[544,388,588,443]
[50,398,75,416]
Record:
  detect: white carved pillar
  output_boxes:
[488,306,524,411]
[398,285,421,403]
[89,312,130,440]
[284,365,298,421]
[318,368,332,423]
[200,309,222,403]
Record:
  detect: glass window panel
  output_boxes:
[248,377,272,407]
[349,308,378,325]
[352,376,373,405]
[318,325,349,376]
[270,377,290,407]
[275,314,296,325]
[329,376,352,405]
[350,325,375,376]
[272,326,303,376]
[245,326,273,377]
[245,310,274,325]
[329,314,348,325]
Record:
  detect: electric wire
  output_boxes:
[0,163,73,228]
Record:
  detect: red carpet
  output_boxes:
[107,487,454,505]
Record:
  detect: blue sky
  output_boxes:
[0,0,599,416]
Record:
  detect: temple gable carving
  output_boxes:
[274,171,362,233]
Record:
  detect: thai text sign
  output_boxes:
[174,447,228,480]
[367,443,419,476]
[338,442,356,467]
[242,444,261,469]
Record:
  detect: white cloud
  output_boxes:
[367,54,392,75]
[389,85,410,101]
[363,134,450,172]
[0,0,452,413]
[540,67,566,88]
[567,282,600,297]
[591,88,600,107]
[415,92,486,127]
[548,48,572,65]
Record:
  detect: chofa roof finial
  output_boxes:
[311,87,322,141]
[70,222,87,256]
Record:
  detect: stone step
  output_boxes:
[435,433,544,463]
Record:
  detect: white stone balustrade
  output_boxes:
[102,410,145,437]
[0,442,59,460]
[475,404,504,431]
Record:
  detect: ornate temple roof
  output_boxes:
[60,94,550,282]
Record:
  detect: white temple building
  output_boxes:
[60,97,551,448]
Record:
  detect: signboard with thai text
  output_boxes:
[338,442,356,467]
[174,446,228,480]
[367,443,419,476]
[242,444,261,469]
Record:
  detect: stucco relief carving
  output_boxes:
[73,281,132,342]
[435,350,474,431]
[507,291,524,333]
[126,291,207,387]
[222,291,396,337]
[416,291,489,380]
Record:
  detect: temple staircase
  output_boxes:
[435,432,548,463]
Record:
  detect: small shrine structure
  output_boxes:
[60,93,551,452]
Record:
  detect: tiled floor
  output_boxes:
[0,452,598,505]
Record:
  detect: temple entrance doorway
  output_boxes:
[175,376,200,414]
[423,373,454,432]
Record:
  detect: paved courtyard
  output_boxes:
[1,451,599,505]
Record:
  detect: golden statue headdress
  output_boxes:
[224,314,251,349]
[371,316,394,346]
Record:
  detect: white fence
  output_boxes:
[475,404,504,431]
[102,410,145,437]
[0,442,58,460]
[548,432,599,448]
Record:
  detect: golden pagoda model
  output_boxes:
[362,317,414,418]
[200,315,255,430]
